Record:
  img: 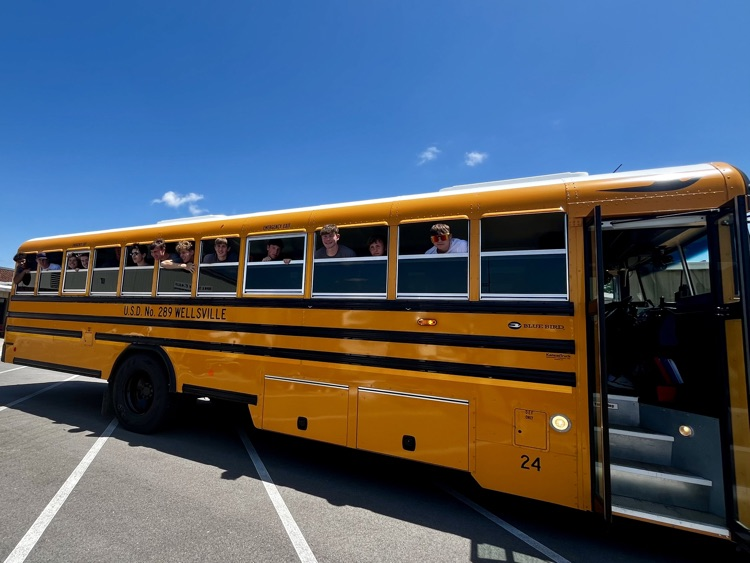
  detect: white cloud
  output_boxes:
[418,146,440,165]
[152,191,207,216]
[464,151,488,167]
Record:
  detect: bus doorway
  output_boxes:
[589,207,750,542]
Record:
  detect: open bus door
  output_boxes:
[710,196,750,546]
[584,206,612,521]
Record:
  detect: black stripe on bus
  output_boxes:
[95,333,576,387]
[10,295,575,316]
[606,177,700,193]
[13,358,102,379]
[6,325,83,339]
[8,311,575,355]
[182,384,258,405]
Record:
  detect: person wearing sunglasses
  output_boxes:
[425,223,468,254]
[130,245,150,267]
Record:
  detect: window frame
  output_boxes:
[62,249,91,294]
[121,243,156,297]
[244,233,307,296]
[479,212,569,301]
[14,252,39,295]
[196,236,242,297]
[36,251,63,295]
[311,225,389,299]
[89,246,122,296]
[395,220,469,300]
[156,239,194,297]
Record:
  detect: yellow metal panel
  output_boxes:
[567,164,729,220]
[262,376,349,446]
[357,388,469,470]
[172,349,263,395]
[567,217,593,476]
[474,441,579,509]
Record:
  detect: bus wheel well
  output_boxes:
[109,345,177,393]
[108,346,177,434]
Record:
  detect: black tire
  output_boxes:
[112,355,171,433]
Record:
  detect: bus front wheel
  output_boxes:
[112,355,171,434]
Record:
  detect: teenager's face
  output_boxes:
[215,242,228,260]
[132,249,146,264]
[321,232,339,250]
[151,246,166,261]
[369,240,385,256]
[267,244,281,259]
[431,233,451,253]
[179,249,194,263]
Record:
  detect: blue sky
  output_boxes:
[2,1,749,268]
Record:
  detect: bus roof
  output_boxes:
[19,162,736,246]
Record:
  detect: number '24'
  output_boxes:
[520,455,541,471]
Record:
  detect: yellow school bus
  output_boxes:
[3,162,750,545]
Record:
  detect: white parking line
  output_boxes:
[3,418,119,563]
[442,486,571,563]
[0,367,27,375]
[0,375,79,413]
[239,431,318,563]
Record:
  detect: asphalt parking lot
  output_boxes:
[0,356,744,563]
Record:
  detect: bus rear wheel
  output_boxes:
[112,355,171,434]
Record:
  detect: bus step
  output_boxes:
[609,425,674,466]
[611,458,712,513]
[611,495,729,537]
[607,394,640,426]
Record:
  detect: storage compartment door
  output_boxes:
[357,388,469,471]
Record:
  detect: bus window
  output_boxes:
[312,226,388,298]
[90,247,121,295]
[682,235,711,296]
[396,220,468,298]
[63,250,89,293]
[197,237,240,296]
[245,234,306,295]
[37,251,63,294]
[480,212,568,300]
[157,240,193,296]
[122,244,154,295]
[630,230,710,304]
[14,253,38,293]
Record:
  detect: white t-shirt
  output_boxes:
[424,237,468,254]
